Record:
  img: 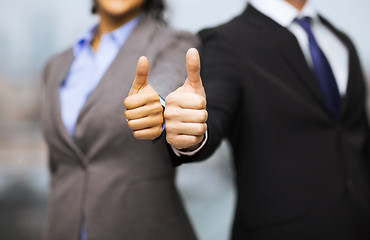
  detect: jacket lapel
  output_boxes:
[49,16,157,161]
[75,15,157,130]
[49,49,88,164]
[318,16,362,122]
[244,5,333,118]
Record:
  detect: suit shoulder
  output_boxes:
[44,48,72,71]
[198,15,249,60]
[199,14,247,43]
[43,48,73,84]
[152,22,200,48]
[319,15,361,58]
[319,16,352,44]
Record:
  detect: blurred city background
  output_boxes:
[0,0,369,239]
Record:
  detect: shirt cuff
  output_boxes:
[171,131,208,157]
[159,95,165,131]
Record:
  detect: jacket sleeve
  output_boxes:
[168,28,244,166]
[147,29,200,99]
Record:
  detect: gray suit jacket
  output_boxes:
[42,15,199,240]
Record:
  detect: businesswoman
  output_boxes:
[41,0,198,239]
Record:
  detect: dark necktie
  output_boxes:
[295,17,341,120]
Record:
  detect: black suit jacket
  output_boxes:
[170,5,370,240]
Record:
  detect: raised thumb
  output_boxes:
[129,56,149,95]
[184,48,203,91]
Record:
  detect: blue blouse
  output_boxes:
[59,16,141,136]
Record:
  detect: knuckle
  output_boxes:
[199,97,206,109]
[156,101,164,110]
[155,126,163,136]
[123,98,131,109]
[151,115,163,126]
[166,134,174,144]
[124,110,130,120]
[176,140,186,149]
[149,92,159,102]
[164,121,173,131]
[190,136,199,146]
[134,131,147,140]
[165,94,176,105]
[132,130,140,139]
[156,115,164,125]
[127,120,134,129]
[196,124,206,135]
[200,110,208,122]
[202,97,207,108]
[200,123,207,133]
[164,109,174,120]
[152,102,163,113]
[196,135,203,144]
[195,97,203,108]
[204,110,208,121]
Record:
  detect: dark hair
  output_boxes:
[91,0,166,20]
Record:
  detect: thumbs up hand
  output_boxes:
[164,48,208,150]
[124,56,164,140]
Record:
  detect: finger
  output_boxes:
[133,126,163,140]
[164,108,208,123]
[166,122,207,136]
[125,103,163,120]
[166,134,204,150]
[165,92,206,109]
[124,91,160,110]
[129,56,149,95]
[184,48,203,91]
[128,115,163,131]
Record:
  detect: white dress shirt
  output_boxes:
[174,0,349,156]
[250,0,349,95]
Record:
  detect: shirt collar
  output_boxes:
[249,0,319,27]
[73,13,144,56]
[73,25,96,55]
[110,13,143,46]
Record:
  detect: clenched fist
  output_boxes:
[164,48,208,150]
[124,56,163,140]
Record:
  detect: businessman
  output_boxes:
[163,0,370,239]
